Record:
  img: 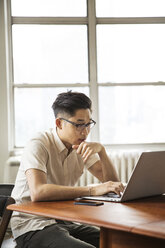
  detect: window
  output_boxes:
[9,0,165,149]
[97,24,165,83]
[11,0,86,17]
[12,25,88,84]
[96,0,165,17]
[99,86,165,144]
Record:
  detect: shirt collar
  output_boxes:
[52,128,68,154]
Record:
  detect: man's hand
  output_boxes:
[72,141,124,196]
[72,141,103,163]
[90,181,125,196]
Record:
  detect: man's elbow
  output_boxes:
[30,193,41,202]
[30,188,44,202]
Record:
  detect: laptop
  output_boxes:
[82,151,165,202]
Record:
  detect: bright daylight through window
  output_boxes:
[11,0,165,148]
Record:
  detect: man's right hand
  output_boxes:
[90,181,124,196]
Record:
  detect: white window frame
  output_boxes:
[3,0,165,155]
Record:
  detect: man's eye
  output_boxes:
[76,124,84,127]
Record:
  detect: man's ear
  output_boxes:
[56,118,62,129]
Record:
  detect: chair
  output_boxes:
[0,184,15,247]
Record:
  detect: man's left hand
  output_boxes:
[72,142,103,163]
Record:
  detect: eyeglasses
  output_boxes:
[60,118,96,132]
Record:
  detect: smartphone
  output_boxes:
[74,199,104,206]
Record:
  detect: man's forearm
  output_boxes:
[31,184,91,202]
[98,147,119,182]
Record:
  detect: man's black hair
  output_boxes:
[52,91,92,118]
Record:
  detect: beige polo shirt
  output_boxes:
[11,128,99,239]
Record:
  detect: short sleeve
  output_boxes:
[21,139,48,173]
[84,153,100,169]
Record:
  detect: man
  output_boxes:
[11,91,124,248]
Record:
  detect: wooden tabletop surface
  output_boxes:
[8,195,165,240]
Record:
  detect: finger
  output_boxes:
[118,183,125,192]
[115,183,124,195]
[76,142,84,154]
[113,188,121,196]
[83,149,92,163]
[81,142,88,156]
[72,145,79,150]
[109,182,122,196]
[121,183,125,192]
[114,182,124,193]
[82,147,90,159]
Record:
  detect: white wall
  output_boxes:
[0,0,10,183]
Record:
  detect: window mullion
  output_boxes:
[12,16,88,25]
[13,83,89,88]
[88,0,99,142]
[5,0,15,152]
[98,82,165,86]
[97,17,165,25]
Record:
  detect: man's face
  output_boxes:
[57,108,92,148]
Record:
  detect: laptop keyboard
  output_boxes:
[82,192,123,202]
[105,192,121,198]
[101,192,122,202]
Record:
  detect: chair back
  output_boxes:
[0,184,14,197]
[0,184,15,247]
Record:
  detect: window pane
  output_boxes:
[12,25,88,84]
[14,87,89,147]
[11,0,86,17]
[99,86,165,144]
[97,24,165,83]
[96,0,165,17]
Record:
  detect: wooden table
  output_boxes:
[8,195,165,248]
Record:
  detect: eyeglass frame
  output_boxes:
[60,118,96,132]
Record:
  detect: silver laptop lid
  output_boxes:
[121,151,165,202]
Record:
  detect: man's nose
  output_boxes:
[81,127,89,135]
